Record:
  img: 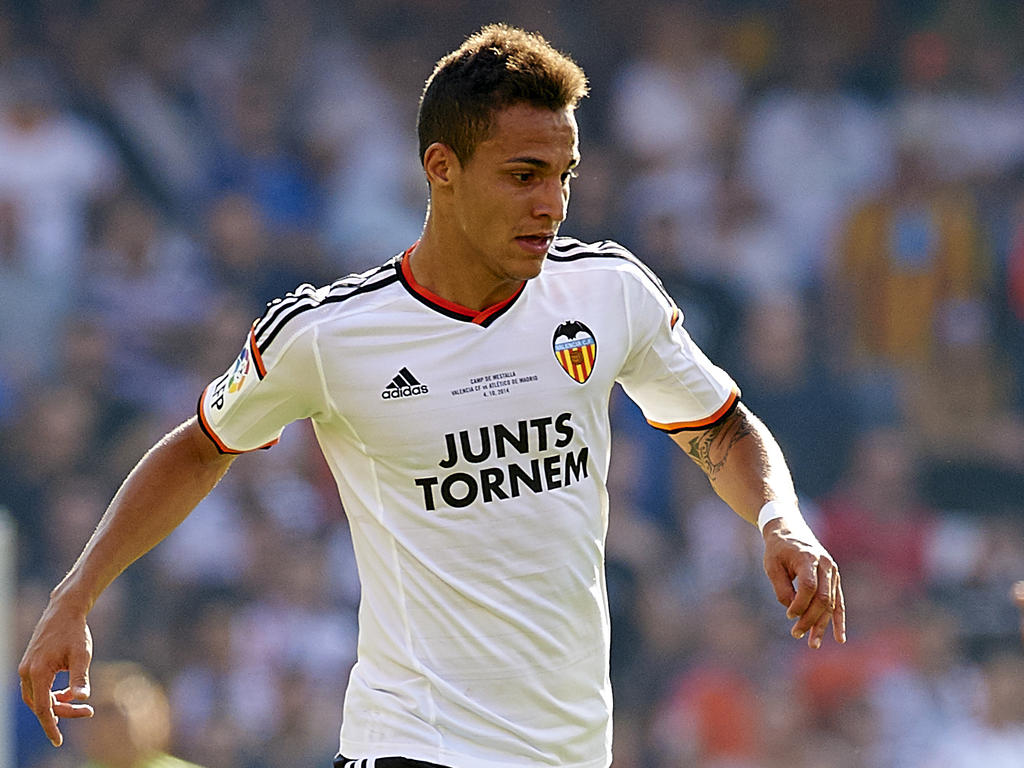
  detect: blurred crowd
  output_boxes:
[4,0,1024,767]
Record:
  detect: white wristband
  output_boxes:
[757,500,792,533]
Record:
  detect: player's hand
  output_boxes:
[762,518,845,649]
[18,598,96,747]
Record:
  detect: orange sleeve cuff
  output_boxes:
[647,388,740,433]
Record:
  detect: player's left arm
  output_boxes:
[670,402,846,649]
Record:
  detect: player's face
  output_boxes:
[450,103,579,283]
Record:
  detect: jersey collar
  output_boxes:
[397,244,526,328]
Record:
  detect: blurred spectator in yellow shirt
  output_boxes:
[74,661,204,768]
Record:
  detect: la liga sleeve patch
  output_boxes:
[197,334,281,454]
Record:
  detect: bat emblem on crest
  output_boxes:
[552,320,597,384]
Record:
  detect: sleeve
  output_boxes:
[197,319,327,454]
[615,262,740,433]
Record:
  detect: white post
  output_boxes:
[0,509,14,768]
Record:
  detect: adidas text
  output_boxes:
[382,384,429,399]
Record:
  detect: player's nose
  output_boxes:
[532,177,568,223]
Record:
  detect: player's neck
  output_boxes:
[409,228,523,312]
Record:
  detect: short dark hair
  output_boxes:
[417,24,588,166]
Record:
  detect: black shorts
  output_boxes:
[334,756,450,768]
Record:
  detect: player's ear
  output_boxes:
[423,142,458,188]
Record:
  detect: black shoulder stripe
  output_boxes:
[253,259,400,347]
[548,239,675,307]
[254,284,320,341]
[257,273,399,354]
[254,293,321,347]
[255,265,400,355]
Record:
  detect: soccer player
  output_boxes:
[20,24,845,768]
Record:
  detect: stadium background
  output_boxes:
[3,0,1024,765]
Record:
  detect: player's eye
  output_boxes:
[512,171,535,183]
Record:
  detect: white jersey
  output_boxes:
[198,237,739,768]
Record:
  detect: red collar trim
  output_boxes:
[399,245,525,326]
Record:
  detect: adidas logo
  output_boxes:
[381,367,429,399]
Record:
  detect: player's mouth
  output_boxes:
[515,234,554,255]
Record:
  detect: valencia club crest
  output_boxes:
[553,320,597,384]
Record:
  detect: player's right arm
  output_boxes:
[18,417,234,748]
[22,285,329,748]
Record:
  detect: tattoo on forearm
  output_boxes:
[684,411,755,481]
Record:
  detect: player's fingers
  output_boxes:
[37,690,63,747]
[67,645,92,702]
[793,560,831,643]
[806,580,834,650]
[19,663,63,746]
[786,557,819,623]
[832,570,847,644]
[764,555,797,609]
[52,700,95,724]
[18,669,34,710]
[53,685,95,709]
